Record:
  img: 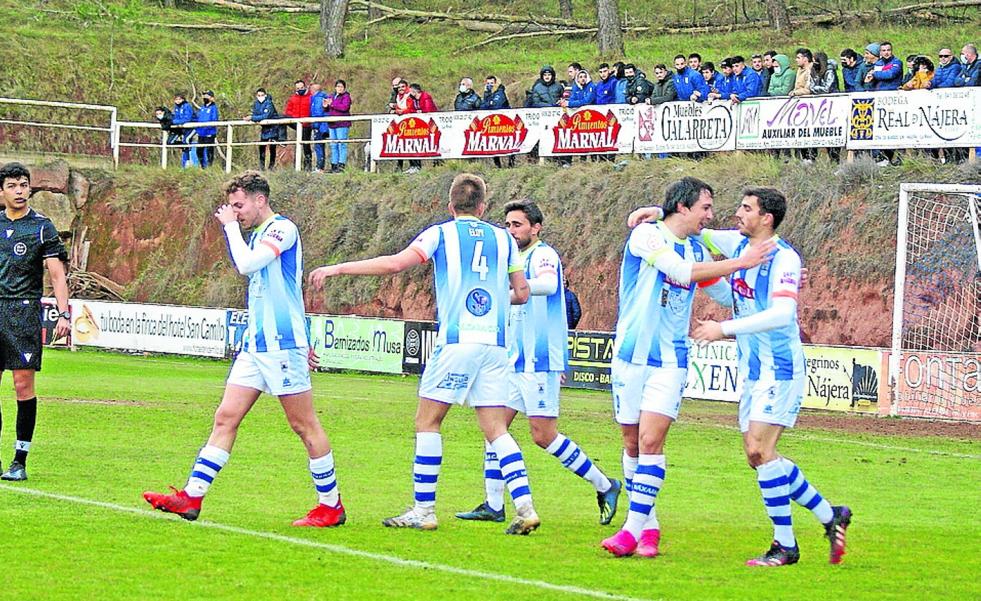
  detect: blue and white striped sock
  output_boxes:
[185,445,229,498]
[491,433,533,507]
[757,458,796,547]
[622,450,659,529]
[546,433,612,493]
[310,451,339,507]
[483,440,505,512]
[622,454,665,538]
[781,457,834,524]
[413,432,442,508]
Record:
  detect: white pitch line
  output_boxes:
[0,484,656,601]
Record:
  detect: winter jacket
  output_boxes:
[703,72,719,96]
[869,56,903,90]
[284,91,312,128]
[672,67,710,102]
[767,55,795,96]
[594,76,618,105]
[933,61,963,88]
[648,77,676,105]
[251,95,283,141]
[902,70,935,90]
[755,68,771,97]
[713,74,735,99]
[155,107,174,132]
[565,288,582,330]
[414,91,438,113]
[809,63,839,95]
[454,89,482,112]
[953,59,980,87]
[791,66,813,96]
[309,90,329,134]
[624,75,654,105]
[841,63,862,92]
[526,75,564,107]
[614,78,628,104]
[172,100,195,128]
[327,92,352,129]
[194,102,219,137]
[480,85,510,110]
[730,69,763,101]
[394,90,414,115]
[568,81,597,108]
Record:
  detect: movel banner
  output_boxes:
[736,95,849,150]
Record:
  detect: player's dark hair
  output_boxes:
[503,199,544,227]
[0,162,31,187]
[743,187,787,229]
[223,170,271,200]
[688,53,702,61]
[796,48,813,62]
[449,173,486,214]
[663,177,713,217]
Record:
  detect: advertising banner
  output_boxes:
[635,101,736,154]
[369,109,546,160]
[686,341,739,402]
[225,309,248,356]
[309,315,405,373]
[803,346,882,413]
[885,350,980,421]
[69,300,228,358]
[564,330,615,390]
[735,95,849,150]
[41,297,70,347]
[846,88,981,149]
[538,105,636,156]
[401,320,439,374]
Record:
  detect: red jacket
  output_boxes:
[284,92,312,128]
[415,91,438,113]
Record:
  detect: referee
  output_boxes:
[0,162,70,481]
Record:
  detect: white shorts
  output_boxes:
[227,348,312,396]
[418,343,509,407]
[506,371,562,418]
[610,358,687,424]
[737,375,804,432]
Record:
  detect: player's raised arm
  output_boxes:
[626,205,663,227]
[308,246,425,289]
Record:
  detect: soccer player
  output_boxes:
[309,174,541,535]
[144,172,346,528]
[0,162,70,481]
[455,200,622,525]
[601,177,775,558]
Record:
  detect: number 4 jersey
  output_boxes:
[410,217,522,348]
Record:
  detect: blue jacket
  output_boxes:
[594,76,618,104]
[840,64,861,91]
[933,61,963,88]
[714,73,735,99]
[568,81,597,108]
[730,69,762,100]
[480,85,510,110]
[614,78,628,103]
[194,102,218,137]
[251,95,282,141]
[673,67,710,102]
[870,56,903,90]
[310,90,329,133]
[172,100,195,131]
[953,59,980,87]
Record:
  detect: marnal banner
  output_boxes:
[635,101,736,154]
[886,350,981,421]
[803,346,882,414]
[736,95,849,150]
[369,109,545,160]
[846,88,981,149]
[309,315,405,374]
[538,106,636,156]
[69,300,228,358]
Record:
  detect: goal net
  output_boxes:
[890,184,981,421]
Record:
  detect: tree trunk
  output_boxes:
[320,0,349,58]
[595,0,624,57]
[763,0,793,32]
[559,0,573,19]
[163,0,176,7]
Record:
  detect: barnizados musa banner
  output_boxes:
[634,100,736,154]
[537,105,636,156]
[846,87,981,149]
[308,315,406,374]
[735,95,850,150]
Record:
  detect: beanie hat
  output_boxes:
[865,43,881,56]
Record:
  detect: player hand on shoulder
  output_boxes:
[737,239,777,269]
[626,206,663,228]
[214,204,237,225]
[308,265,341,290]
[691,319,725,343]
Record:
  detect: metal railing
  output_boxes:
[0,97,117,163]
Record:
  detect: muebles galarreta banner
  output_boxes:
[735,95,850,150]
[634,101,736,154]
[846,87,981,150]
[537,105,637,156]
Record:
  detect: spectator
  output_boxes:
[840,49,862,92]
[526,65,563,107]
[565,283,582,330]
[480,75,510,109]
[688,53,702,72]
[954,43,979,87]
[613,62,628,103]
[454,77,482,111]
[730,55,763,103]
[856,43,880,90]
[171,93,195,168]
[933,47,963,88]
[708,59,735,100]
[700,61,718,92]
[194,90,219,169]
[326,80,352,173]
[762,50,778,93]
[565,69,597,108]
[393,79,413,115]
[902,56,935,90]
[283,79,313,171]
[673,54,711,101]
[864,41,903,90]
[752,54,770,94]
[409,83,438,112]
[901,54,919,86]
[247,87,281,171]
[768,54,795,96]
[809,52,840,94]
[309,83,329,172]
[387,77,404,113]
[566,62,584,88]
[153,106,173,134]
[623,64,653,105]
[789,48,814,97]
[594,63,618,105]
[648,64,677,105]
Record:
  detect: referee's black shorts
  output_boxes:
[0,299,43,371]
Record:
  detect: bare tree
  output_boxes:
[595,0,624,57]
[762,0,793,33]
[559,0,573,19]
[321,0,350,58]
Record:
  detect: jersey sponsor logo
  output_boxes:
[265,230,284,242]
[13,242,27,256]
[731,277,755,299]
[465,288,493,317]
[779,271,798,286]
[436,372,470,390]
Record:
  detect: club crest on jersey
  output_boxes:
[13,242,27,256]
[466,288,492,317]
[731,277,755,299]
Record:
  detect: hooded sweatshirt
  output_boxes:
[526,66,564,107]
[767,55,796,96]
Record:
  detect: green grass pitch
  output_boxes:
[1,350,978,600]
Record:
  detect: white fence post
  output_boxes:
[161,131,168,169]
[294,127,302,171]
[225,124,233,173]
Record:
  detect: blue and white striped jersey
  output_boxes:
[613,222,710,369]
[410,217,522,347]
[700,229,805,381]
[509,241,569,373]
[240,215,308,352]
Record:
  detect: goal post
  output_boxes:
[890,183,981,421]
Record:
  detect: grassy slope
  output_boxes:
[0,349,979,599]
